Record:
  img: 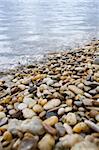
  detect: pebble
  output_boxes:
[0,117,8,126]
[22,108,36,118]
[23,97,36,108]
[68,85,83,95]
[33,104,43,113]
[17,103,27,110]
[44,99,61,110]
[18,136,38,150]
[95,114,99,122]
[55,123,66,137]
[65,113,77,125]
[3,131,12,141]
[43,123,57,135]
[21,117,45,135]
[38,134,55,150]
[73,122,89,133]
[71,141,99,150]
[43,116,58,126]
[65,106,72,112]
[38,98,47,106]
[64,123,73,134]
[58,108,65,115]
[0,112,6,119]
[18,84,26,90]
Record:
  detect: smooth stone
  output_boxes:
[71,141,99,150]
[3,131,12,141]
[65,99,72,107]
[84,92,92,98]
[43,116,58,126]
[9,109,16,115]
[77,83,84,89]
[44,99,61,110]
[17,103,27,110]
[58,108,65,115]
[33,104,43,113]
[95,114,99,122]
[61,134,83,148]
[65,113,77,125]
[74,101,82,106]
[84,120,99,132]
[39,111,46,118]
[38,99,47,106]
[55,123,66,137]
[68,85,83,95]
[38,134,55,150]
[22,108,36,118]
[93,58,99,65]
[46,112,57,118]
[0,112,6,119]
[43,78,54,86]
[43,123,57,135]
[0,117,8,126]
[65,107,72,112]
[82,98,93,106]
[73,122,89,133]
[18,136,38,150]
[64,123,73,134]
[21,117,45,135]
[18,84,26,90]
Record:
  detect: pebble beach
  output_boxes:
[0,40,99,150]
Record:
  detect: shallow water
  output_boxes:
[0,0,99,70]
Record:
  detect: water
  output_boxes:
[0,0,99,70]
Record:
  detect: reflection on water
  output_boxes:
[0,0,99,70]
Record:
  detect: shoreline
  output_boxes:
[0,40,99,149]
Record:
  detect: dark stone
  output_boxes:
[28,86,37,93]
[11,111,23,120]
[46,111,57,119]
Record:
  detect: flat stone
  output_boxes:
[44,99,61,110]
[0,117,8,127]
[43,124,57,135]
[22,108,36,118]
[43,116,58,126]
[68,85,83,95]
[38,134,55,150]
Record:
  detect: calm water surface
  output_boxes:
[0,0,99,70]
